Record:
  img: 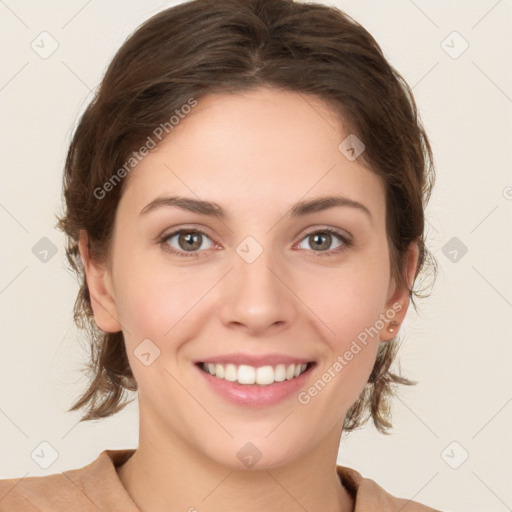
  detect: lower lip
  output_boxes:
[196,364,314,407]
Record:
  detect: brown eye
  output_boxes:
[308,232,332,251]
[177,232,202,251]
[162,230,214,255]
[296,228,351,257]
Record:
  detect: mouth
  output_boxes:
[196,361,315,386]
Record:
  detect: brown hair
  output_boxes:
[56,0,436,433]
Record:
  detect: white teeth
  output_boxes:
[201,362,309,385]
[215,364,224,379]
[256,365,274,386]
[274,364,286,382]
[224,364,237,382]
[238,364,256,384]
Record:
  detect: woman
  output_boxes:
[0,0,441,510]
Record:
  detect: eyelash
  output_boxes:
[159,227,352,258]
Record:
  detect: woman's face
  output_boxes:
[85,87,414,469]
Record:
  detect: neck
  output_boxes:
[116,415,354,512]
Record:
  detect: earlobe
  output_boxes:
[78,230,122,333]
[379,241,420,341]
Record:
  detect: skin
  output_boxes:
[79,87,419,512]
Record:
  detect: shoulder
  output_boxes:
[337,465,444,512]
[0,471,83,511]
[0,449,137,512]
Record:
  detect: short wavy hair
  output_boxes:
[56,0,436,433]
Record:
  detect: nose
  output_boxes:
[218,246,298,336]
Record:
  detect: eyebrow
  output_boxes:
[139,195,372,223]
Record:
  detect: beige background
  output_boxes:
[1,1,511,510]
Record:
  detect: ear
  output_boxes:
[379,240,420,341]
[78,230,122,333]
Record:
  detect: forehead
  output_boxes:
[119,87,386,221]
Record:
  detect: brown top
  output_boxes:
[0,449,442,511]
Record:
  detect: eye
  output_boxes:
[160,229,215,257]
[296,228,351,257]
[160,227,352,258]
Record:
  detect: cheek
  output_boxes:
[300,255,391,334]
[115,264,209,339]
[298,256,390,398]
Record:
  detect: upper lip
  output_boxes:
[195,354,315,367]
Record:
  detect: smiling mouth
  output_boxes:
[196,361,315,386]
